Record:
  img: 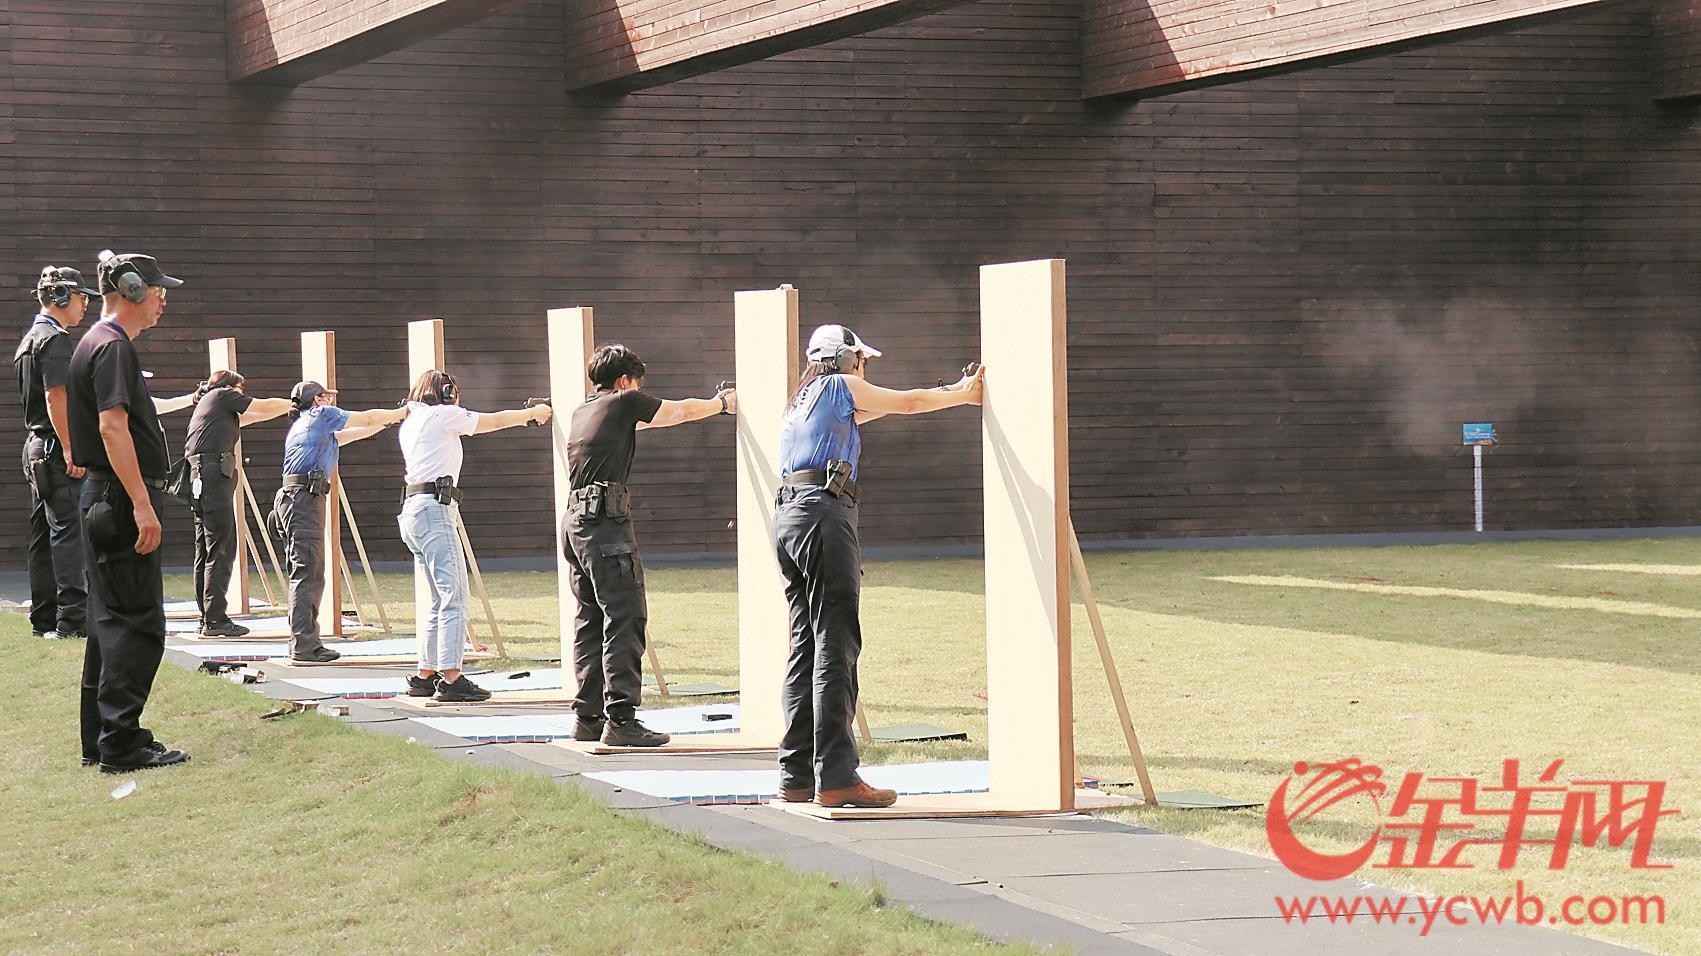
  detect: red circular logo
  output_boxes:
[1266,758,1388,881]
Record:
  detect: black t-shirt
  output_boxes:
[67,319,169,479]
[567,389,663,488]
[183,387,254,459]
[13,314,74,438]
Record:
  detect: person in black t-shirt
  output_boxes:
[563,344,736,748]
[181,370,293,637]
[14,266,98,640]
[66,250,189,774]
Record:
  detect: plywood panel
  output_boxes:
[407,318,445,637]
[300,331,343,637]
[208,338,249,615]
[228,0,530,84]
[733,286,799,744]
[547,308,594,679]
[980,259,1072,812]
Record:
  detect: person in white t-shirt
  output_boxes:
[397,370,551,702]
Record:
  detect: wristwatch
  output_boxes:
[718,393,730,415]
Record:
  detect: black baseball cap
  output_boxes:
[290,381,335,408]
[96,251,184,295]
[33,266,100,299]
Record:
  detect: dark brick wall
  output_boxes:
[2,0,1697,572]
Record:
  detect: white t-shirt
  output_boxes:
[399,402,480,485]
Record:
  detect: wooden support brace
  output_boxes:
[338,546,366,626]
[243,522,276,606]
[338,478,392,634]
[453,510,506,659]
[1068,521,1158,806]
[242,471,290,604]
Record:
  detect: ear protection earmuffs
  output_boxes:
[820,327,858,373]
[112,266,149,304]
[439,376,457,405]
[37,268,72,309]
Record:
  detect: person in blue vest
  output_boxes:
[773,324,983,808]
[273,382,406,663]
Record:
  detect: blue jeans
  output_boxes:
[398,496,470,672]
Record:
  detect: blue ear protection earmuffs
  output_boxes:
[440,376,457,404]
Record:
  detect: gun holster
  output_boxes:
[824,460,853,498]
[434,476,456,505]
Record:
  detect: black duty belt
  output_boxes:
[85,467,169,492]
[783,469,859,503]
[281,471,330,495]
[569,480,631,519]
[405,479,462,504]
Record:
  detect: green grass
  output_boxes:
[0,619,1027,954]
[212,536,1701,954]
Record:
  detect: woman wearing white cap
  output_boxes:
[773,324,984,808]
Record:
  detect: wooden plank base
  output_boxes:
[553,732,776,756]
[770,788,1137,820]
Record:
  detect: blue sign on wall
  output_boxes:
[1462,422,1496,446]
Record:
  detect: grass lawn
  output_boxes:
[0,619,1025,954]
[208,535,1701,954]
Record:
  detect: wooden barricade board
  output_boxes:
[407,319,444,636]
[732,286,798,744]
[301,331,343,637]
[209,338,249,615]
[981,258,1073,812]
[546,308,594,682]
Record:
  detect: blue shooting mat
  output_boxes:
[291,669,565,699]
[164,599,277,614]
[417,703,742,742]
[584,761,992,806]
[174,638,424,662]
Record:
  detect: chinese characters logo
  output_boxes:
[1267,758,1675,881]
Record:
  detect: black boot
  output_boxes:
[573,715,606,741]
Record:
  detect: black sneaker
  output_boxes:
[573,715,607,741]
[434,676,492,703]
[199,621,251,638]
[291,646,341,663]
[405,674,441,698]
[57,630,89,641]
[85,741,164,767]
[602,717,670,748]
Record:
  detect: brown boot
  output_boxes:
[780,786,815,803]
[815,778,897,808]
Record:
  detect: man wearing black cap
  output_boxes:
[274,381,406,663]
[14,266,98,640]
[66,250,189,773]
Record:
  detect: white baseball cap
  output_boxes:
[806,324,882,363]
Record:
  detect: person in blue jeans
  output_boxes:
[397,370,551,702]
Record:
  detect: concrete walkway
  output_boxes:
[186,647,1644,956]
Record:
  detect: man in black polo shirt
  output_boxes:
[564,344,735,747]
[14,266,98,640]
[67,250,189,773]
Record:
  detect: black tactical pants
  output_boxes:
[276,485,329,656]
[192,473,238,627]
[772,485,863,793]
[78,479,165,761]
[22,437,87,635]
[562,507,649,721]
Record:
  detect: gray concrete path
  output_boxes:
[171,645,1646,956]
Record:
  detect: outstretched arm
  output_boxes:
[152,392,196,415]
[846,366,983,422]
[640,388,737,430]
[239,397,294,427]
[473,404,552,435]
[336,405,407,444]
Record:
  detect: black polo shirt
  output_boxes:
[68,318,169,480]
[184,386,253,459]
[13,313,74,439]
[567,389,663,488]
